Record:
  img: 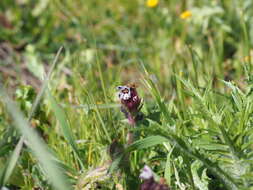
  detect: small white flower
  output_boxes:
[139,165,153,180]
[117,86,131,100]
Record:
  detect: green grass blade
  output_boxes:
[0,46,63,186]
[0,136,24,186]
[28,46,64,120]
[63,103,120,110]
[141,65,173,124]
[48,91,85,170]
[188,45,201,86]
[0,87,73,190]
[87,93,112,142]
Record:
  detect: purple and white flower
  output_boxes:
[139,165,153,180]
[116,85,142,114]
[139,165,170,190]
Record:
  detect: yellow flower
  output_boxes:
[180,10,192,19]
[244,56,250,62]
[146,0,159,8]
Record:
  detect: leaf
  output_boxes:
[164,145,174,186]
[191,160,209,190]
[222,80,245,111]
[126,136,169,152]
[108,136,168,173]
[147,111,161,124]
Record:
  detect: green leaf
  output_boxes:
[191,160,209,190]
[126,136,168,152]
[108,136,168,173]
[164,145,174,186]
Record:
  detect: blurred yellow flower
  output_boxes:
[243,56,252,62]
[180,10,192,19]
[146,0,159,8]
[244,56,249,62]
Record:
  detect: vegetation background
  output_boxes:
[1,0,253,189]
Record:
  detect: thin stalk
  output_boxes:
[241,12,251,72]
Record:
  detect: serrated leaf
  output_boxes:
[191,160,209,190]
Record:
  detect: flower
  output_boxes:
[139,165,153,180]
[117,85,141,113]
[180,10,192,19]
[244,56,250,62]
[117,84,143,125]
[146,0,159,8]
[139,165,170,190]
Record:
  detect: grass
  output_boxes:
[1,0,253,189]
